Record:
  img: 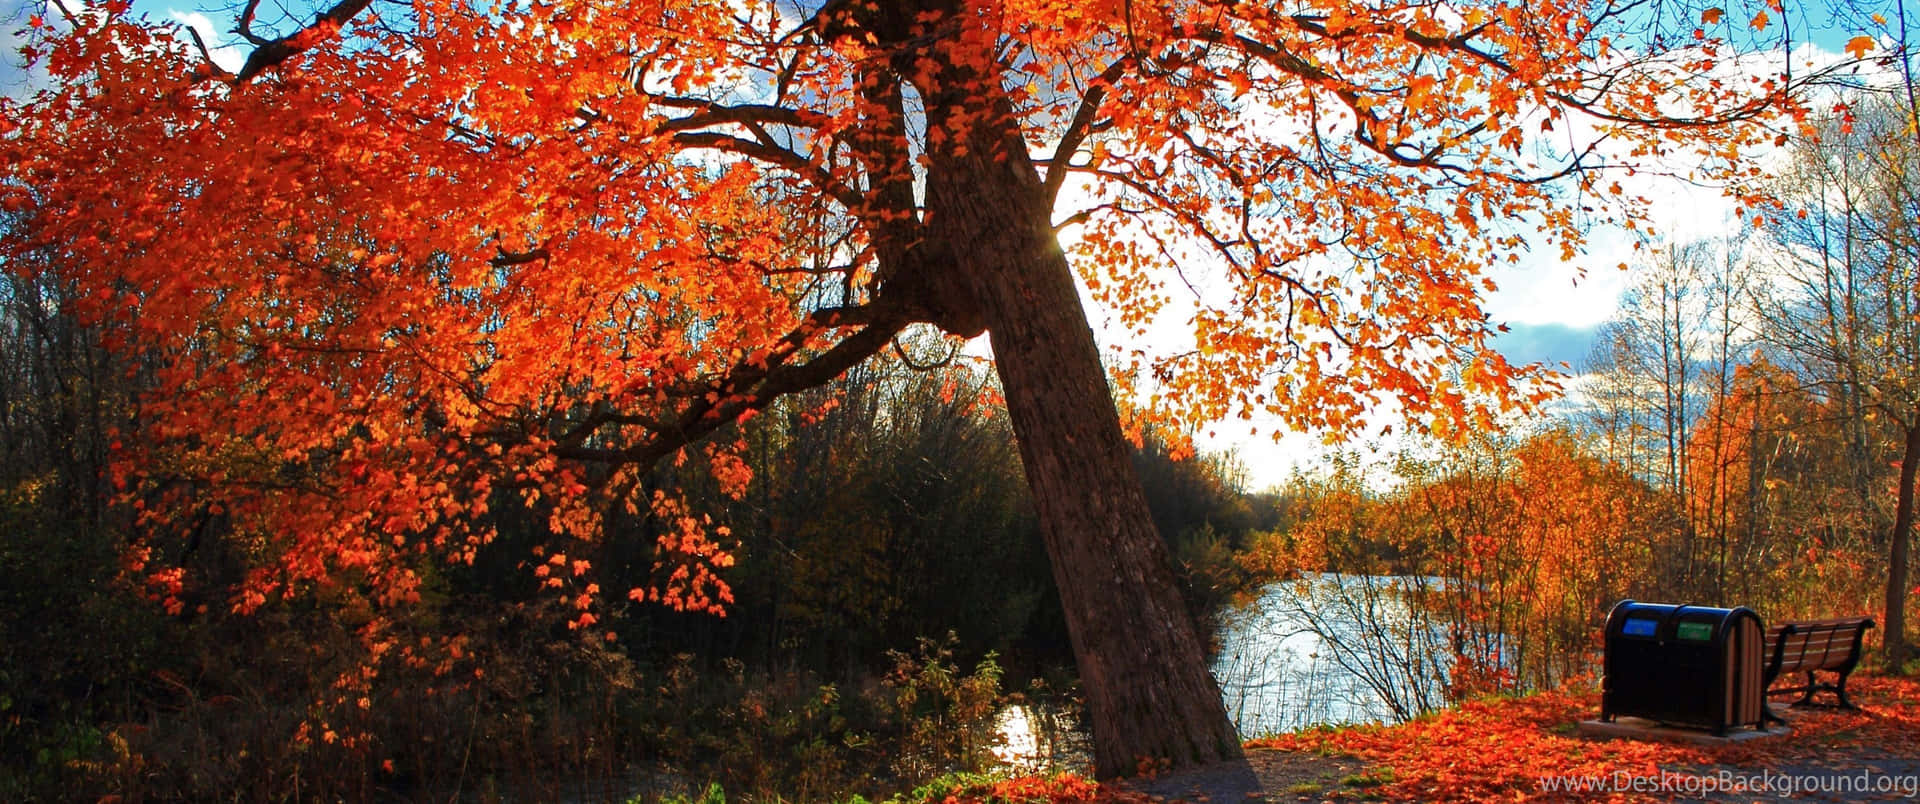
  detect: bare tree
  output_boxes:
[1756,90,1920,667]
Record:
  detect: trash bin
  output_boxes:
[1601,600,1767,735]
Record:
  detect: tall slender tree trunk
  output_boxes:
[908,69,1243,779]
[1891,1,1920,675]
[981,225,1244,777]
[1886,421,1918,670]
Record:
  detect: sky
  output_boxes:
[0,0,34,97]
[0,0,1884,490]
[1181,183,1738,490]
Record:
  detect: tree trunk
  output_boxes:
[1886,421,1918,670]
[911,84,1243,779]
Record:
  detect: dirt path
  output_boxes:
[1684,750,1920,802]
[1115,749,1372,801]
[1117,744,1920,802]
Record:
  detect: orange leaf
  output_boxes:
[1846,35,1876,59]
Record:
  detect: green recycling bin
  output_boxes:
[1601,600,1768,735]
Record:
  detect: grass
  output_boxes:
[1339,769,1395,788]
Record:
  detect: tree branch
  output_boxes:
[554,311,902,466]
[652,98,831,133]
[1044,58,1132,204]
[671,132,864,212]
[232,0,373,83]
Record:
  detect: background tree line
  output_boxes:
[1250,76,1920,712]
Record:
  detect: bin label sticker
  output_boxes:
[1623,618,1657,637]
[1676,622,1713,641]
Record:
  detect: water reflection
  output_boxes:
[992,705,1041,768]
[1213,574,1453,736]
[991,702,1090,775]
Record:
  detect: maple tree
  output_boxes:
[1675,359,1879,618]
[1415,433,1660,694]
[1264,432,1663,701]
[1,0,1838,776]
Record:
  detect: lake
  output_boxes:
[995,573,1459,769]
[1213,573,1456,736]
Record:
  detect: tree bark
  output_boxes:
[1886,420,1917,670]
[910,82,1244,780]
[815,0,1242,775]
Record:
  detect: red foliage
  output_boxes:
[1253,675,1920,802]
[1,0,1822,628]
[946,676,1920,803]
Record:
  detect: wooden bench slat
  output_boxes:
[1773,633,1852,671]
[1761,615,1874,711]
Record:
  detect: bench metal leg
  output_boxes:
[1834,670,1860,710]
[1778,670,1864,710]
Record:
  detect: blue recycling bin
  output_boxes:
[1601,600,1768,735]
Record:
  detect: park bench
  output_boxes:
[1761,616,1875,714]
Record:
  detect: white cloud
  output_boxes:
[1,1,256,99]
[166,9,244,74]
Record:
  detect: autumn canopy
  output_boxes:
[2,0,1814,777]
